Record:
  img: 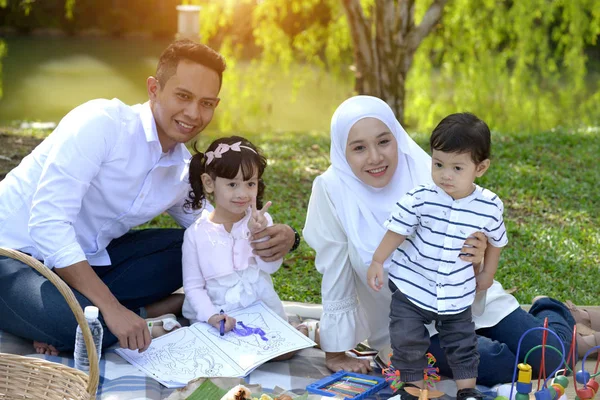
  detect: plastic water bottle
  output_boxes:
[74,306,103,373]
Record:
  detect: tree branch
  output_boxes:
[406,0,448,52]
[341,0,376,89]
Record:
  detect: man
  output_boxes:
[0,39,297,355]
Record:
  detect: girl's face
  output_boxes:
[345,117,398,188]
[203,167,259,222]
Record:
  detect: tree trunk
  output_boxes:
[341,0,448,124]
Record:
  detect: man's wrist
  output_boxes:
[289,227,301,252]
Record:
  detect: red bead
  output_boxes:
[587,380,599,395]
[576,387,594,400]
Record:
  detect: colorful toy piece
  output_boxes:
[306,370,388,399]
[403,385,445,400]
[382,352,441,399]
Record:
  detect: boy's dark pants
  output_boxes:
[389,281,479,382]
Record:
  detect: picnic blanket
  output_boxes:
[0,300,525,400]
[1,326,502,399]
[0,302,333,398]
[0,327,400,399]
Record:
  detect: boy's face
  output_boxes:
[147,59,221,152]
[431,150,490,200]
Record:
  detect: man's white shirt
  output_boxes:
[0,99,200,268]
[385,184,508,315]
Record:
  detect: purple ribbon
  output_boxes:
[232,321,268,341]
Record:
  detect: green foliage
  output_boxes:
[407,0,600,132]
[199,0,600,133]
[139,128,600,305]
[198,0,354,132]
[0,40,4,99]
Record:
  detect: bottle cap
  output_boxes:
[84,306,99,320]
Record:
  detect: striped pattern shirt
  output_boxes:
[384,183,508,315]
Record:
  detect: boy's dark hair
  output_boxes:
[430,112,491,164]
[156,39,226,89]
[185,136,267,211]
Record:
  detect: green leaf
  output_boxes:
[185,380,227,400]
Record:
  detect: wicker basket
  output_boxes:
[0,247,99,399]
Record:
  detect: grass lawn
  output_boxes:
[1,127,599,305]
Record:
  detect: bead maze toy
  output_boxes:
[572,339,600,400]
[501,320,600,400]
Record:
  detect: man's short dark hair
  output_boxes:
[430,112,491,164]
[156,39,226,89]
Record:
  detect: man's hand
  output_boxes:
[247,197,272,234]
[102,304,151,352]
[54,260,151,352]
[250,224,295,262]
[325,351,372,374]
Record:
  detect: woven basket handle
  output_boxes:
[0,247,99,395]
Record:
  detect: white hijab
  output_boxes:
[320,96,432,267]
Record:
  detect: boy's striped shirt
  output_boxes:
[384,184,508,315]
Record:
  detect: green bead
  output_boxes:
[553,375,569,388]
[547,387,557,399]
[516,392,530,400]
[496,396,510,400]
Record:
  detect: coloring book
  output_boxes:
[116,301,317,388]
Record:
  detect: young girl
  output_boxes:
[181,135,288,334]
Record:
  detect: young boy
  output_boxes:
[367,112,508,400]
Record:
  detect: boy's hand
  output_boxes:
[367,261,384,291]
[248,197,272,234]
[207,313,237,333]
[476,271,494,292]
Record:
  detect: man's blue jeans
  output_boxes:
[428,297,576,386]
[0,229,184,351]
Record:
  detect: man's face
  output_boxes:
[147,59,221,151]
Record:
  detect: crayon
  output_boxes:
[219,309,225,336]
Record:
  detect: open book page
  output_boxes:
[116,301,316,388]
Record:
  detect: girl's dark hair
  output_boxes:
[430,112,491,164]
[185,136,267,211]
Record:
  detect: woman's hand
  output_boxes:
[367,261,384,291]
[325,351,372,374]
[250,224,295,261]
[476,271,494,292]
[208,313,237,333]
[459,231,487,268]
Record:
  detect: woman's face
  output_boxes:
[345,117,398,188]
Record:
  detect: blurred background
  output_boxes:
[0,0,598,134]
[1,0,599,303]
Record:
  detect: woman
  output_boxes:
[303,96,575,386]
